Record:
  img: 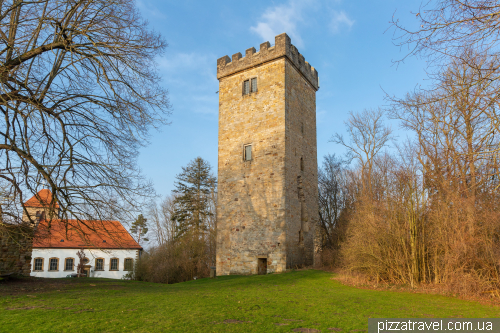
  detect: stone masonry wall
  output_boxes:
[284,60,318,268]
[22,206,59,224]
[216,58,287,275]
[216,33,319,275]
[0,224,33,276]
[217,33,319,90]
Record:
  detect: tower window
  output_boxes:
[243,78,257,95]
[300,157,304,171]
[251,78,257,92]
[243,80,250,95]
[244,144,252,161]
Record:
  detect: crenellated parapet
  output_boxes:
[217,33,319,90]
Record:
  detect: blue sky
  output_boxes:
[135,0,428,197]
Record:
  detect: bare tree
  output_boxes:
[0,0,171,229]
[317,154,349,251]
[147,195,178,246]
[390,56,500,198]
[392,0,500,67]
[137,164,218,283]
[331,108,392,193]
[76,249,86,277]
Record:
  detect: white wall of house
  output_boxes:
[30,248,139,279]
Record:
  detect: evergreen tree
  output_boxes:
[131,214,149,244]
[171,157,217,239]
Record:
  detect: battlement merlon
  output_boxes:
[217,33,319,91]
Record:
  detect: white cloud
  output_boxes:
[157,52,219,115]
[157,53,205,72]
[136,0,166,19]
[330,10,354,34]
[316,109,327,125]
[250,0,316,48]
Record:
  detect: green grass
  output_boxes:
[1,270,499,332]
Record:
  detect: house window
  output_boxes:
[65,258,74,271]
[33,258,44,271]
[82,257,89,265]
[251,77,257,92]
[244,144,252,161]
[124,258,134,271]
[95,258,104,271]
[110,258,119,271]
[49,258,59,271]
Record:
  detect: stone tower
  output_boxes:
[22,189,60,225]
[216,33,319,275]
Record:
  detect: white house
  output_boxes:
[25,190,142,279]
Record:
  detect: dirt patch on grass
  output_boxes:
[222,319,252,324]
[5,305,56,310]
[0,276,120,296]
[5,306,42,310]
[292,328,320,333]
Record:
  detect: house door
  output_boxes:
[257,258,267,275]
[82,265,91,277]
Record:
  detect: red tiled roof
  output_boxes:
[24,189,60,208]
[33,219,142,250]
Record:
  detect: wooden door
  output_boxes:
[257,258,267,275]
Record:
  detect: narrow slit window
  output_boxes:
[243,80,250,95]
[251,78,257,92]
[244,145,252,161]
[300,157,304,171]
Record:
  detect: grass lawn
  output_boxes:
[1,270,499,333]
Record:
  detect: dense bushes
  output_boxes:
[319,81,500,297]
[132,157,216,284]
[134,233,212,284]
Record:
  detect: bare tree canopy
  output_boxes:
[392,0,500,65]
[0,0,171,224]
[317,154,352,264]
[330,108,392,192]
[391,57,500,195]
